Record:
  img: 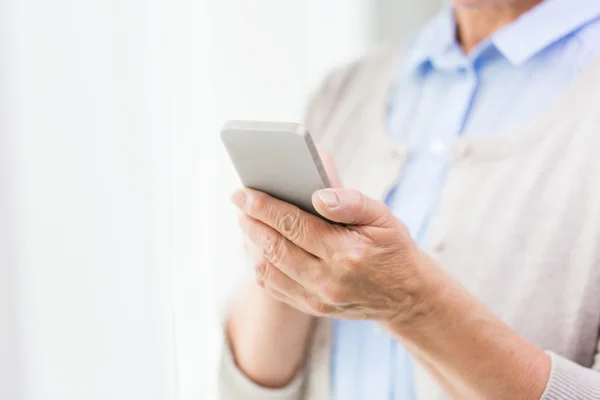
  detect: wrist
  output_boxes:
[382,251,450,335]
[378,254,552,400]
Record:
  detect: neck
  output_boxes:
[454,0,544,53]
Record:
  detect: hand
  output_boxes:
[240,145,342,304]
[232,186,439,324]
[231,163,552,400]
[226,147,344,388]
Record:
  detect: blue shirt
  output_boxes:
[331,1,600,399]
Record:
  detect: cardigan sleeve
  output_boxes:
[540,350,600,399]
[217,332,306,400]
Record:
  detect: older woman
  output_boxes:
[221,0,600,399]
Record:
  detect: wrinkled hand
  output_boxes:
[232,184,437,324]
[240,146,341,303]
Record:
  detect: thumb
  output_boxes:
[312,188,394,227]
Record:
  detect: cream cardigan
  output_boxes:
[219,47,600,399]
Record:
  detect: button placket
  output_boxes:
[429,139,447,155]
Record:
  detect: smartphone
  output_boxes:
[220,120,331,217]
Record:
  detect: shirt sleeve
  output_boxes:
[217,333,306,400]
[540,351,600,399]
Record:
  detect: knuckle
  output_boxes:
[321,283,347,304]
[306,297,334,315]
[248,193,268,215]
[331,249,363,271]
[347,188,363,203]
[254,258,269,280]
[348,188,362,199]
[261,234,285,264]
[279,209,304,241]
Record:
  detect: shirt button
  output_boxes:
[432,240,446,253]
[453,144,473,161]
[390,147,404,159]
[429,139,446,155]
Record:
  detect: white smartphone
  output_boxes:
[220,120,331,217]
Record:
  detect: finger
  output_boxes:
[246,235,327,312]
[253,249,332,317]
[243,236,263,266]
[261,285,316,316]
[257,260,340,317]
[232,188,333,258]
[262,283,338,317]
[312,188,395,227]
[261,275,309,310]
[254,257,309,300]
[238,213,324,287]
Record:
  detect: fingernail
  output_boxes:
[231,190,247,209]
[318,189,340,208]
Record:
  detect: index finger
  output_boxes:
[231,188,334,259]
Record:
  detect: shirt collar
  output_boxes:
[493,0,600,65]
[403,6,457,73]
[403,0,600,73]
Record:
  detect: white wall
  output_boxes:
[169,1,220,399]
[1,1,176,399]
[1,3,22,395]
[0,2,24,392]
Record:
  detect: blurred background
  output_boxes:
[1,0,441,399]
